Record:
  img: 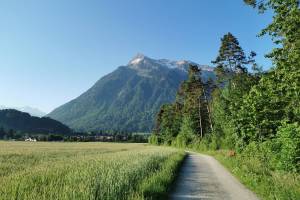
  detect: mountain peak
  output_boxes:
[125,53,215,80]
[134,53,146,59]
[129,53,149,65]
[176,60,189,65]
[48,54,216,132]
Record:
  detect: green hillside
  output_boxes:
[48,55,215,132]
[0,109,71,135]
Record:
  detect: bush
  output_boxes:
[275,123,300,172]
[241,141,276,174]
[209,133,220,150]
[173,116,196,148]
[173,133,190,148]
[148,135,160,145]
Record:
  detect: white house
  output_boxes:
[25,137,37,142]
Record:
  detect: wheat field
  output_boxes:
[0,141,185,200]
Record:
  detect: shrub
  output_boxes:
[241,141,277,174]
[173,133,188,148]
[148,135,160,145]
[209,133,220,150]
[275,123,300,172]
[173,116,195,148]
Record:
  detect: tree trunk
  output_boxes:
[202,87,213,132]
[198,96,203,138]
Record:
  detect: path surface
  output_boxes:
[169,153,259,200]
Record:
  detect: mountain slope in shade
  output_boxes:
[48,54,215,132]
[0,109,71,135]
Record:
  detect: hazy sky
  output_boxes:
[0,0,274,113]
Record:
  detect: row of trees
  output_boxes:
[1,133,148,143]
[150,31,258,147]
[151,64,212,145]
[0,127,66,141]
[150,0,300,172]
[0,126,148,143]
[0,127,17,140]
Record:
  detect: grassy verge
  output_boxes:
[195,149,300,200]
[131,151,186,200]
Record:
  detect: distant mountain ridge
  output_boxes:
[48,54,215,132]
[0,106,46,117]
[0,109,71,135]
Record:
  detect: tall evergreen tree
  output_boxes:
[212,33,255,75]
[179,65,211,137]
[211,33,259,147]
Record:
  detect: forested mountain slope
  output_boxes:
[48,54,215,132]
[0,109,71,135]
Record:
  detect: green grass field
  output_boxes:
[0,141,185,200]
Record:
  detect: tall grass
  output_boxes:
[132,151,185,200]
[0,142,184,200]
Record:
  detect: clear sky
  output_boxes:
[0,0,274,113]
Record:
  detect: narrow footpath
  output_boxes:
[169,153,259,200]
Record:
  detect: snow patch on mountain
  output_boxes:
[127,53,214,76]
[125,53,216,82]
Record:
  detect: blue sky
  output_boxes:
[0,0,274,113]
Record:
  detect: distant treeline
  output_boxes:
[0,109,149,142]
[0,127,149,143]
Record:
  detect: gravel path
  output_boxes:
[169,153,259,200]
